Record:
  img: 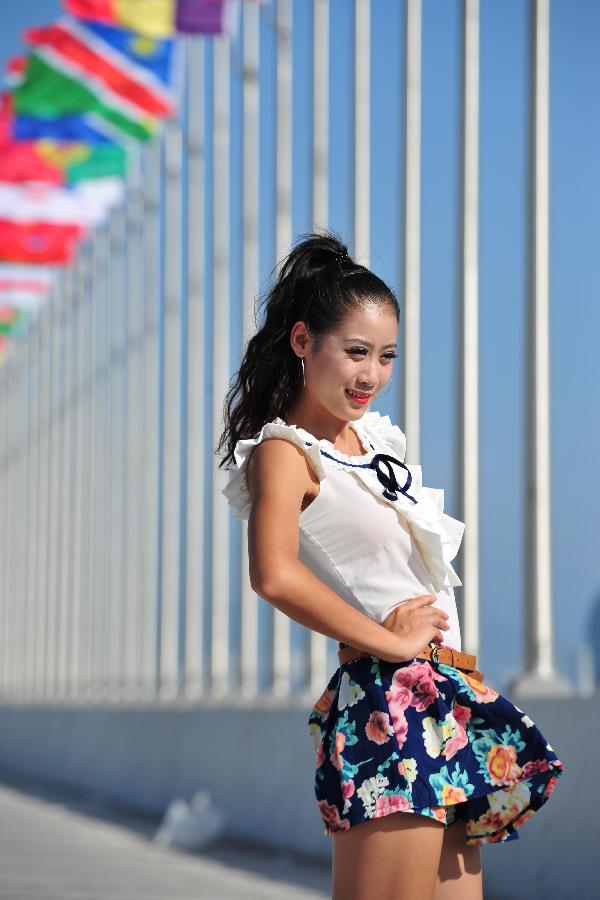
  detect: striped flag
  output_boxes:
[0,179,124,264]
[14,110,118,145]
[0,305,30,337]
[25,18,177,118]
[0,180,125,228]
[14,51,158,143]
[0,221,83,264]
[0,94,127,186]
[0,264,55,309]
[63,0,176,39]
[4,56,26,88]
[175,0,242,37]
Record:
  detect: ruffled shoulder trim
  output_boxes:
[221,419,327,521]
[356,410,465,591]
[356,410,407,461]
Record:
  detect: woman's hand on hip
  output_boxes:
[380,594,450,660]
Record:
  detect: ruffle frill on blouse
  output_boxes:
[357,412,465,591]
[221,419,327,521]
[221,410,465,592]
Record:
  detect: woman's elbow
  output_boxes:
[249,562,292,600]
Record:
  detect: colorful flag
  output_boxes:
[4,56,26,88]
[14,51,157,143]
[25,18,176,118]
[0,95,63,185]
[43,141,127,184]
[63,0,176,39]
[0,180,124,228]
[0,221,83,264]
[13,111,116,144]
[0,305,30,336]
[0,264,54,309]
[0,94,127,185]
[175,0,241,37]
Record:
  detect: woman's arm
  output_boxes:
[245,437,430,663]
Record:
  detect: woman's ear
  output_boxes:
[289,320,310,357]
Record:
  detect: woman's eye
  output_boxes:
[346,348,397,360]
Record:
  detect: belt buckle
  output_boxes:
[428,640,442,664]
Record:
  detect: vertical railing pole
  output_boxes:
[211,35,232,697]
[272,0,293,698]
[161,116,184,700]
[307,0,330,698]
[402,0,422,465]
[457,0,481,657]
[354,0,370,266]
[239,0,261,700]
[510,0,571,697]
[184,36,207,699]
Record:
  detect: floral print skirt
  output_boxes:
[307,652,564,845]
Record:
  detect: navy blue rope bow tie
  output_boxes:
[368,452,417,503]
[315,444,418,504]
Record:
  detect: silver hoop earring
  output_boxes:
[300,357,305,387]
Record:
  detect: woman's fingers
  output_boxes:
[407,594,437,607]
[421,608,450,628]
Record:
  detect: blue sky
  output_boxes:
[2,0,599,692]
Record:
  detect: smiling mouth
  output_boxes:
[345,388,371,400]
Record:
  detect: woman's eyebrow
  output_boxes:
[343,337,398,348]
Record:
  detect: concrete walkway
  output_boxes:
[0,775,331,900]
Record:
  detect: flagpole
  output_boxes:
[124,147,145,701]
[211,34,231,698]
[59,258,77,698]
[272,0,293,698]
[160,112,184,700]
[402,0,421,465]
[94,224,111,698]
[354,0,370,266]
[4,354,15,693]
[69,247,85,697]
[33,301,47,697]
[307,0,331,699]
[239,0,260,700]
[107,203,127,699]
[2,356,15,693]
[10,348,21,695]
[77,238,92,696]
[184,35,206,700]
[12,353,25,695]
[56,263,73,697]
[141,138,162,700]
[22,308,35,697]
[0,364,7,694]
[509,0,571,697]
[40,286,55,697]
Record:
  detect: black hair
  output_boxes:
[216,229,400,469]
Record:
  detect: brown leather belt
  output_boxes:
[338,641,485,682]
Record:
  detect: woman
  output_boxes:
[218,232,564,900]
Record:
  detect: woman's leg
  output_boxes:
[332,811,445,900]
[433,818,483,900]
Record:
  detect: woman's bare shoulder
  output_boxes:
[245,435,319,505]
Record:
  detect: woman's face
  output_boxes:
[291,303,398,422]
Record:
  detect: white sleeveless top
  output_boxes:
[221,410,465,652]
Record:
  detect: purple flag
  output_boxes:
[176,0,241,37]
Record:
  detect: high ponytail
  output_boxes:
[216,229,399,469]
